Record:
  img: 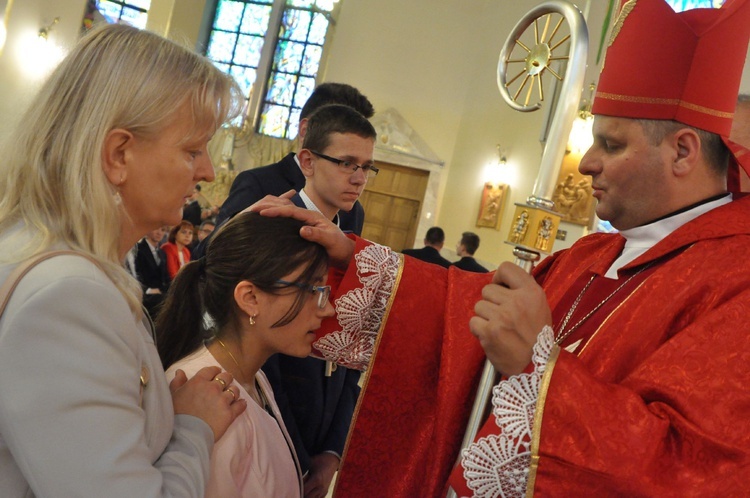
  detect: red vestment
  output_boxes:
[325,196,750,497]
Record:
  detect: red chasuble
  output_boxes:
[325,195,750,497]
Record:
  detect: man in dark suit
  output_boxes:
[207,82,374,234]
[203,84,374,498]
[451,231,490,273]
[134,226,170,319]
[263,103,376,498]
[402,226,452,268]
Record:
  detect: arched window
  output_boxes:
[204,0,339,139]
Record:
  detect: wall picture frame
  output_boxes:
[476,182,509,230]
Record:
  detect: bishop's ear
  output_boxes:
[671,127,701,177]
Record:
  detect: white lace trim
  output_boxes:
[460,325,555,497]
[313,243,399,370]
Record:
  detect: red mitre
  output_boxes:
[592,0,750,189]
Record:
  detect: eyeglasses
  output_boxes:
[275,279,331,309]
[309,150,379,178]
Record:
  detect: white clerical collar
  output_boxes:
[605,194,731,279]
[298,189,340,226]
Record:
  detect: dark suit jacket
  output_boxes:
[402,246,452,268]
[451,256,490,273]
[212,152,364,473]
[134,239,170,319]
[193,153,364,259]
[181,200,201,227]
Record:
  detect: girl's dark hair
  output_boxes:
[156,212,328,369]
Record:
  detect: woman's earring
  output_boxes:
[249,314,257,326]
[113,191,122,205]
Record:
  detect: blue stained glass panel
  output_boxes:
[119,6,148,28]
[308,13,329,45]
[287,109,301,137]
[301,45,322,76]
[666,0,724,11]
[274,40,305,73]
[282,9,312,42]
[213,62,231,73]
[97,1,124,23]
[234,34,264,66]
[315,0,335,12]
[267,73,298,105]
[127,0,151,9]
[241,4,272,35]
[288,0,314,8]
[294,76,316,108]
[230,66,257,96]
[259,104,292,137]
[214,0,244,31]
[207,31,239,63]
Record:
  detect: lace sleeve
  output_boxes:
[312,244,400,371]
[460,325,555,497]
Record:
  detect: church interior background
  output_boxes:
[0,0,747,269]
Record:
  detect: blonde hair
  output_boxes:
[0,24,243,313]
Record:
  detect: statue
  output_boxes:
[509,210,530,244]
[534,216,554,252]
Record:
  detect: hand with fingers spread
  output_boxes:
[253,203,355,269]
[469,262,552,376]
[169,366,247,441]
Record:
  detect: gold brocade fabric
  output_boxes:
[450,194,750,497]
[331,238,489,497]
[331,195,750,497]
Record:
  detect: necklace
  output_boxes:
[215,338,267,409]
[555,263,652,345]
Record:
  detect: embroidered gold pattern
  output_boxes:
[525,345,561,498]
[596,92,734,119]
[601,0,637,69]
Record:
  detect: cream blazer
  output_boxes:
[0,252,213,497]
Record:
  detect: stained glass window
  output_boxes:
[96,0,151,29]
[205,0,338,138]
[666,0,725,11]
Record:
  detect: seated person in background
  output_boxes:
[402,226,452,268]
[162,221,193,280]
[135,226,170,319]
[451,231,489,273]
[189,220,215,253]
[262,102,376,497]
[157,212,334,498]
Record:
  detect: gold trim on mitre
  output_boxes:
[601,0,638,70]
[596,91,735,119]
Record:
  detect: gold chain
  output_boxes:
[555,264,651,345]
[215,338,267,409]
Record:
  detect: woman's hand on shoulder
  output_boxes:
[169,366,246,441]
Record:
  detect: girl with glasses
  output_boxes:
[156,212,334,497]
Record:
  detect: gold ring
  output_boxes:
[225,386,238,402]
[214,376,227,388]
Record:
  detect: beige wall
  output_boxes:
[2,0,749,266]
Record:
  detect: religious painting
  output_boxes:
[552,152,595,227]
[476,183,508,230]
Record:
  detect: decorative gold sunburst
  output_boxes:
[503,13,571,109]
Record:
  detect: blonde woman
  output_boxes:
[0,24,246,497]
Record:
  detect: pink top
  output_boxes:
[166,347,303,498]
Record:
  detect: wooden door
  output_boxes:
[359,162,429,251]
